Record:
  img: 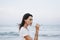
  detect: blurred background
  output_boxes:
[0,0,60,40]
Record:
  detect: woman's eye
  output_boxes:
[30,19,32,20]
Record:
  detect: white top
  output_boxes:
[19,27,31,40]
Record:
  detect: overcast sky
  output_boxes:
[0,0,60,26]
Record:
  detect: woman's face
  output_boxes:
[25,16,33,25]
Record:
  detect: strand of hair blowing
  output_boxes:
[19,19,24,30]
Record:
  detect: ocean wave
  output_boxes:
[0,32,60,37]
[39,34,60,37]
[0,32,19,36]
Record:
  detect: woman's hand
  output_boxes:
[34,24,40,40]
[35,24,40,32]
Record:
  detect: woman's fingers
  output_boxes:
[35,24,40,31]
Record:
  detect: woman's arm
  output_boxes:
[24,35,32,40]
[34,24,40,40]
[34,31,39,40]
[24,24,40,40]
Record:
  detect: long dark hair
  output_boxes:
[19,13,33,30]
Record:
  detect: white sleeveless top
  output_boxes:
[19,27,30,40]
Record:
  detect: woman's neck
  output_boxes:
[23,23,28,29]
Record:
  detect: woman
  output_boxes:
[19,13,40,40]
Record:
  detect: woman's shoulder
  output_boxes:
[20,27,29,35]
[21,27,27,30]
[20,27,28,32]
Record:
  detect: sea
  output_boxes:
[0,25,60,40]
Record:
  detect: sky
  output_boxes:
[0,0,60,26]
